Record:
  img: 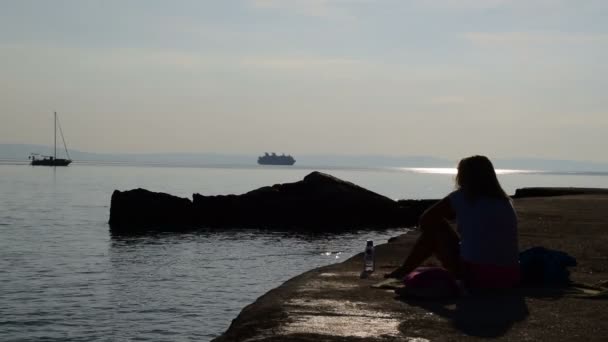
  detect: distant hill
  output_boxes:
[1,144,607,171]
[0,144,253,166]
[0,144,453,167]
[294,154,452,168]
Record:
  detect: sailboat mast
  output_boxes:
[56,113,71,160]
[54,112,57,161]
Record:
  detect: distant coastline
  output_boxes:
[2,143,608,173]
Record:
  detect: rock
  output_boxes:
[109,188,194,233]
[397,199,438,226]
[192,171,412,230]
[109,172,436,233]
[513,187,608,198]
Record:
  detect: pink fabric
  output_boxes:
[402,263,521,296]
[463,261,521,289]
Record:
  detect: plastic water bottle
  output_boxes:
[364,240,374,273]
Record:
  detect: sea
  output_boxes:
[2,162,608,341]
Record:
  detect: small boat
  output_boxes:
[29,112,72,166]
[257,152,296,166]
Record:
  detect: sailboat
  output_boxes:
[29,112,72,166]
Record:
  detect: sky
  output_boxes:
[1,0,607,161]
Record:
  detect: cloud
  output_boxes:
[462,31,608,47]
[252,0,332,16]
[239,55,365,70]
[250,0,371,19]
[0,43,213,71]
[414,0,512,10]
[432,95,468,105]
[0,42,373,77]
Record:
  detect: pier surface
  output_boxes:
[214,193,608,342]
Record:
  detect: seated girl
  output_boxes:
[386,155,520,289]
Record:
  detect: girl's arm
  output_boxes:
[419,196,456,229]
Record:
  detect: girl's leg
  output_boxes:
[385,220,461,278]
[432,221,461,277]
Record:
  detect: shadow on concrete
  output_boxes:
[399,293,529,338]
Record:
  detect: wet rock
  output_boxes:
[396,199,438,226]
[109,188,194,233]
[192,171,419,230]
[109,172,436,233]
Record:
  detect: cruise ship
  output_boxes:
[257,152,296,166]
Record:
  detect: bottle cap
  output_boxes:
[366,240,373,247]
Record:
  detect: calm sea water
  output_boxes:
[2,163,608,341]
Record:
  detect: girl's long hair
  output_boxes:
[455,155,509,199]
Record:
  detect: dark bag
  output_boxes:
[519,247,577,287]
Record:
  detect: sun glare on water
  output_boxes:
[408,168,457,175]
[397,168,536,175]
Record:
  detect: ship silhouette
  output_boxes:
[29,112,72,166]
[257,152,296,166]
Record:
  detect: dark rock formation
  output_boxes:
[109,188,194,233]
[397,198,438,223]
[513,187,608,198]
[109,172,437,233]
[193,171,412,230]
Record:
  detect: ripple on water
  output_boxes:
[0,165,429,340]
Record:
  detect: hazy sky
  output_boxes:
[1,0,607,161]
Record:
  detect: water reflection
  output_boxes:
[400,167,541,175]
[5,162,608,340]
[109,226,413,240]
[107,227,409,339]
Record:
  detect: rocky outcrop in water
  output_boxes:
[109,171,436,234]
[109,188,194,232]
